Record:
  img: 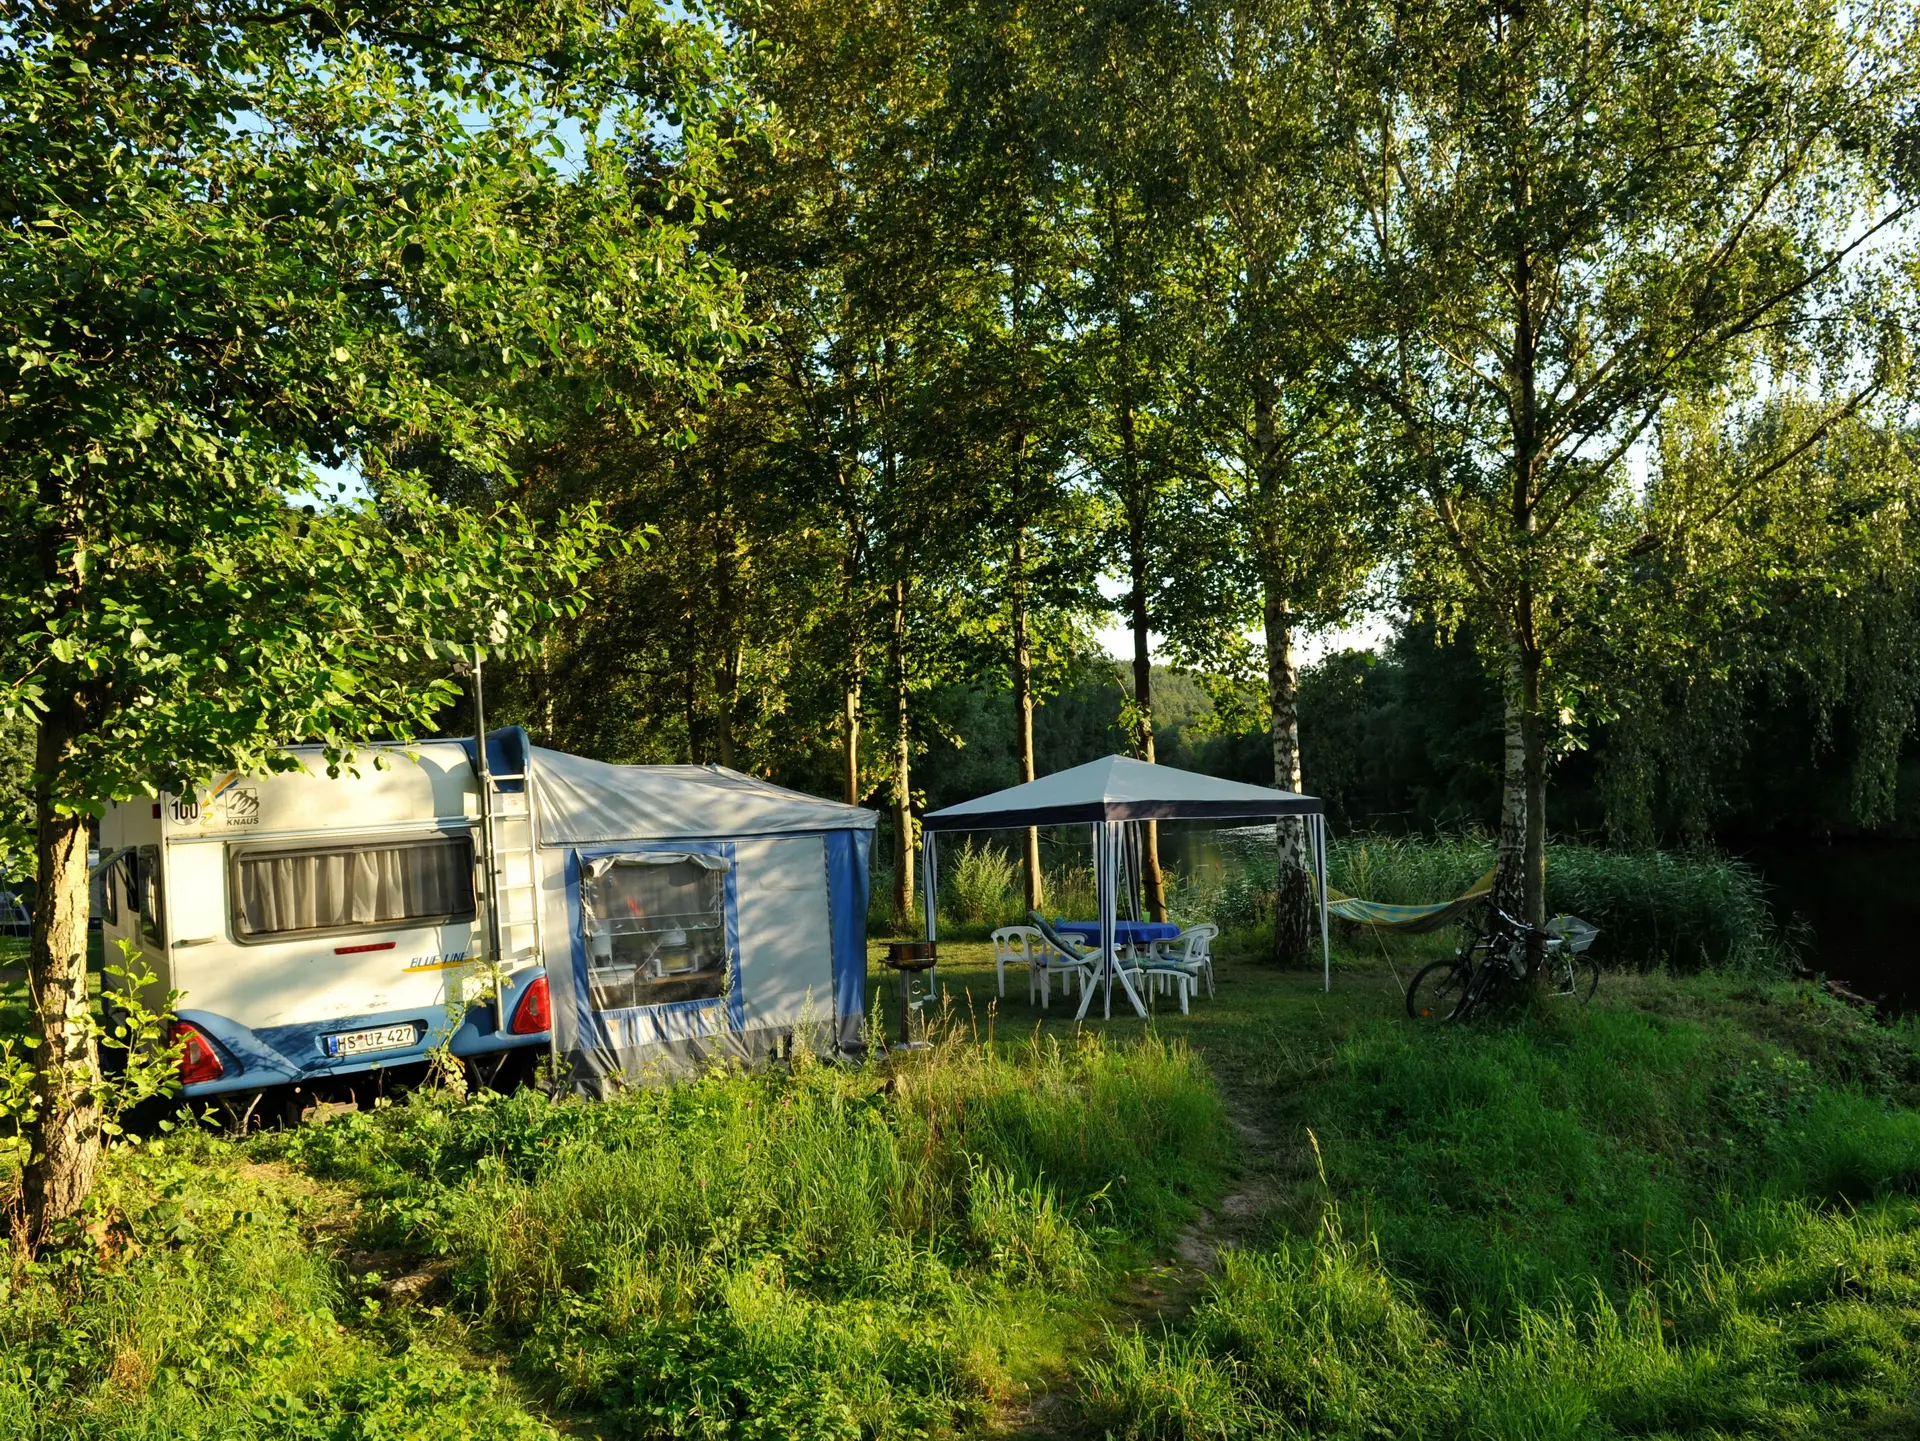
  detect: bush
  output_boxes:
[871,851,1101,938]
[945,839,1020,925]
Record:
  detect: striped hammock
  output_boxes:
[1323,869,1495,934]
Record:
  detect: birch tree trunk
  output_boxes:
[1011,528,1044,912]
[1251,373,1312,964]
[1498,149,1551,941]
[1264,593,1314,966]
[1520,643,1548,931]
[843,674,862,807]
[842,535,863,807]
[888,577,914,930]
[21,704,102,1247]
[712,521,738,769]
[1122,395,1167,922]
[1494,642,1526,918]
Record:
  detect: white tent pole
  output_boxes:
[1315,812,1331,993]
[922,826,938,998]
[1098,822,1113,1019]
[1074,821,1119,1023]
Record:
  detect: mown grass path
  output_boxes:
[879,936,1419,1435]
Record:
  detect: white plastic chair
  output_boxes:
[1135,956,1194,1013]
[1150,924,1218,1000]
[1012,920,1098,1009]
[995,925,1090,1006]
[992,926,1044,999]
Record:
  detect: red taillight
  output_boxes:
[509,974,550,1035]
[173,1022,225,1085]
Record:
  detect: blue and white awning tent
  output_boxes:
[493,734,876,1092]
[921,755,1331,1017]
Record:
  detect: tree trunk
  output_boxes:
[1122,396,1167,923]
[1501,153,1550,946]
[842,531,863,807]
[888,578,914,931]
[1010,529,1044,913]
[1264,592,1314,966]
[1252,373,1311,965]
[843,672,862,807]
[712,522,738,769]
[537,637,555,744]
[21,707,102,1249]
[1494,644,1528,919]
[714,644,738,770]
[1520,645,1548,932]
[681,662,700,764]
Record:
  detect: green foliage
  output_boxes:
[1322,834,1779,972]
[1080,1215,1441,1439]
[1179,830,1779,972]
[1,0,745,818]
[0,944,182,1200]
[1086,983,1920,1438]
[944,840,1021,926]
[871,855,1099,937]
[1,0,756,1233]
[251,1032,1229,1437]
[0,1129,553,1440]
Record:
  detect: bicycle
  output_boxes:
[1406,907,1600,1023]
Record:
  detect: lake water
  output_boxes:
[1736,839,1920,1011]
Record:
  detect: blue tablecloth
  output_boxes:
[1054,920,1180,949]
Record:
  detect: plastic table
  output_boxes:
[1053,920,1180,949]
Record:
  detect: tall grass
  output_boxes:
[1083,1193,1920,1440]
[1313,833,1776,970]
[945,838,1020,924]
[0,1131,550,1440]
[1081,990,1920,1438]
[264,1030,1231,1438]
[872,848,1100,936]
[883,831,1779,967]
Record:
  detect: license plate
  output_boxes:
[326,1023,419,1058]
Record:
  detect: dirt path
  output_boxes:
[999,1064,1292,1438]
[1116,1103,1281,1323]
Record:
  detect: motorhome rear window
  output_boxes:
[232,836,475,941]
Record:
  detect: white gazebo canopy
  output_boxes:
[919,756,1332,1017]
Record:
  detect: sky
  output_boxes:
[1090,578,1394,670]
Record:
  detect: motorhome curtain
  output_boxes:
[235,837,473,938]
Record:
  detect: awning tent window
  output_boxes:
[583,855,729,1011]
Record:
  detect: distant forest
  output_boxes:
[864,616,1920,851]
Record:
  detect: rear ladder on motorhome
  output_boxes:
[477,764,543,973]
[470,655,543,1029]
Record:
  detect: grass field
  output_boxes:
[5,921,1920,1438]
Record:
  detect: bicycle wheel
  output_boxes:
[1549,956,1600,1004]
[1407,959,1473,1022]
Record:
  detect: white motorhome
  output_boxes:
[100,728,876,1104]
